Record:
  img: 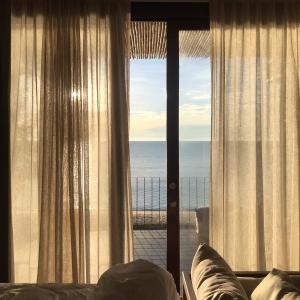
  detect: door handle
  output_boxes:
[169,182,177,190]
[169,201,177,208]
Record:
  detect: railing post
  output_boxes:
[151,177,153,225]
[203,177,206,206]
[196,177,198,209]
[131,176,208,228]
[136,177,138,224]
[179,178,181,206]
[188,177,191,223]
[143,177,146,226]
[158,177,161,225]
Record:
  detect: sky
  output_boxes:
[129,57,211,141]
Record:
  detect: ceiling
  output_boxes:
[132,0,208,2]
[130,21,210,59]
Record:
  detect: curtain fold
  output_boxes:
[10,0,132,283]
[210,0,300,271]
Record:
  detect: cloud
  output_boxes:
[130,77,151,84]
[179,125,211,141]
[130,111,166,140]
[180,86,211,104]
[129,104,211,140]
[180,103,211,118]
[129,58,211,140]
[191,94,210,101]
[130,111,166,131]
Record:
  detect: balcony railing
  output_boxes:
[131,176,209,229]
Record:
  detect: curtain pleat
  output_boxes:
[10,0,132,283]
[210,0,300,271]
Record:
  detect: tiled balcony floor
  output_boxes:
[133,228,199,272]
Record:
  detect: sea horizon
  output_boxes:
[129,140,210,210]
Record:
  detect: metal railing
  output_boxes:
[131,176,209,229]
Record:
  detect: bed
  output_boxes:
[0,260,180,300]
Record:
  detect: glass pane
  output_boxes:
[130,58,167,268]
[179,30,211,273]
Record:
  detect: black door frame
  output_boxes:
[0,0,11,283]
[166,20,180,287]
[132,2,209,289]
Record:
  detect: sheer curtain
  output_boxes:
[10,0,132,283]
[210,0,300,271]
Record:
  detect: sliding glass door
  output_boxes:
[165,25,211,286]
[179,30,211,274]
[130,58,167,268]
[129,17,210,288]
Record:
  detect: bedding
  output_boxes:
[97,259,180,300]
[0,260,179,300]
[0,284,96,299]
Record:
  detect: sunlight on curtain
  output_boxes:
[210,0,300,271]
[10,0,132,283]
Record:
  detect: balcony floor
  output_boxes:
[133,228,198,272]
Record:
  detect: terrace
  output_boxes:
[131,176,209,271]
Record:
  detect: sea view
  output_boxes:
[130,141,210,211]
[130,141,210,269]
[130,57,211,269]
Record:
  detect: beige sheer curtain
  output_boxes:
[210,0,300,271]
[10,0,133,283]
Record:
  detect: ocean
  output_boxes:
[130,141,210,211]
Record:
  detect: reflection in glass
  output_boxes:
[179,30,211,273]
[130,59,167,268]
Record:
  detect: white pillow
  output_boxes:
[96,259,180,300]
[191,243,248,300]
[251,268,300,300]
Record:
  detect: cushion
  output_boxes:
[191,243,248,300]
[251,268,300,300]
[290,276,300,289]
[96,259,180,300]
[237,277,263,297]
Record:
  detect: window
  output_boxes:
[179,30,211,274]
[0,2,210,284]
[130,3,210,287]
